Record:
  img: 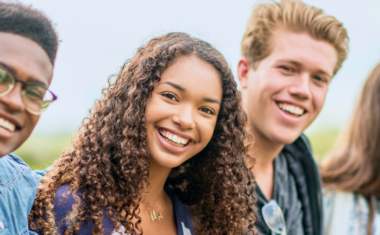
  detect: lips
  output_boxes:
[158,129,190,147]
[155,127,194,154]
[0,116,16,132]
[276,102,306,116]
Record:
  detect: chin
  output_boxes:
[0,150,9,157]
[275,135,299,145]
[0,145,12,157]
[150,153,187,169]
[270,128,303,145]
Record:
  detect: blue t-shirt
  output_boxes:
[49,184,194,235]
[0,153,39,235]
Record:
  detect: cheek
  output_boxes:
[198,120,218,148]
[145,105,154,125]
[28,114,40,129]
[250,81,277,113]
[21,114,40,141]
[312,88,328,113]
[264,71,290,93]
[250,71,284,100]
[145,96,162,125]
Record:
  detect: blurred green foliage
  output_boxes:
[14,132,73,170]
[307,129,340,163]
[14,129,340,170]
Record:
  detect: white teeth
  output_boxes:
[0,117,16,132]
[277,103,305,116]
[159,130,190,146]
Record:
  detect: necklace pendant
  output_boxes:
[157,211,163,220]
[150,210,158,221]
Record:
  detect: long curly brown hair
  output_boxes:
[29,33,257,235]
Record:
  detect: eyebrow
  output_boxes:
[163,81,220,105]
[204,97,220,104]
[278,59,333,77]
[165,81,185,91]
[0,62,48,87]
[279,59,301,67]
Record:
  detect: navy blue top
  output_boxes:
[50,184,194,235]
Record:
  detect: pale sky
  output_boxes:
[10,0,380,134]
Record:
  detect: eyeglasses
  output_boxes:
[0,66,57,115]
[262,200,287,235]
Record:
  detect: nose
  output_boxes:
[288,73,311,100]
[172,105,195,129]
[0,83,25,113]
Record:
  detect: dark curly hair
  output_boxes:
[0,1,58,64]
[29,33,257,235]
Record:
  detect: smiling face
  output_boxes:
[0,32,53,157]
[239,28,337,145]
[145,55,222,169]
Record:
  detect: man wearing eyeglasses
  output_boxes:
[238,1,348,235]
[0,2,58,235]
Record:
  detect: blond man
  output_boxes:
[238,1,348,234]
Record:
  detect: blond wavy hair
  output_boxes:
[241,0,348,74]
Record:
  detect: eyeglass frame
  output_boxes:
[261,200,287,235]
[0,65,57,115]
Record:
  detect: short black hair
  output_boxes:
[0,2,58,64]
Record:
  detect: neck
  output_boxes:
[247,126,284,174]
[247,126,284,200]
[142,159,171,207]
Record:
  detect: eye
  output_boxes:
[0,72,6,82]
[25,86,45,100]
[161,92,178,101]
[313,76,325,83]
[199,107,215,115]
[0,70,12,85]
[279,66,294,72]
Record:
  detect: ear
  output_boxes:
[238,58,250,89]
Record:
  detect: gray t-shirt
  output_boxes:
[254,152,305,235]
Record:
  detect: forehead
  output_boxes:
[0,32,53,85]
[160,56,223,98]
[269,28,337,76]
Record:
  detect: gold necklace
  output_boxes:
[145,192,164,221]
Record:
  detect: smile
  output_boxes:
[276,102,305,116]
[159,129,190,147]
[0,117,16,133]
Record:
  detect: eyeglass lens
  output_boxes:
[262,204,285,234]
[0,67,54,114]
[0,69,13,94]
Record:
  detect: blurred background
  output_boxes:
[6,0,380,169]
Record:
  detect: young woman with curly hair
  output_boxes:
[29,33,256,235]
